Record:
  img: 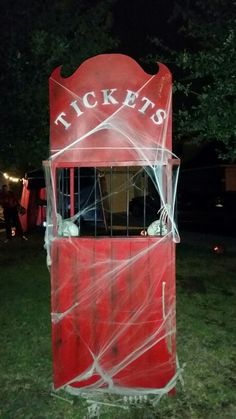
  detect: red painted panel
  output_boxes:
[49,54,172,164]
[20,180,30,232]
[51,237,176,390]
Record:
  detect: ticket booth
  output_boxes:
[44,54,180,396]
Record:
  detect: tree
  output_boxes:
[0,0,119,174]
[167,0,235,161]
[1,0,235,172]
[113,0,235,161]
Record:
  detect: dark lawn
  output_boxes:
[0,229,235,418]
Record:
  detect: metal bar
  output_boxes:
[143,169,147,231]
[70,167,75,217]
[110,167,113,236]
[59,169,62,215]
[78,167,81,233]
[66,168,70,218]
[94,167,97,237]
[52,164,58,237]
[56,169,60,215]
[98,171,107,232]
[61,169,65,218]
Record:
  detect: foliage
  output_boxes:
[0,0,235,171]
[167,0,235,161]
[0,0,119,173]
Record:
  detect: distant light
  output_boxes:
[3,172,21,183]
[212,244,224,254]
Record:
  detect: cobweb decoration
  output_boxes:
[43,55,182,412]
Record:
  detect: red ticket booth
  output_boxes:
[44,54,180,397]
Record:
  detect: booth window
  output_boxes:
[55,166,171,237]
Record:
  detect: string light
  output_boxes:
[2,172,22,183]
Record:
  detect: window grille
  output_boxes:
[56,166,169,237]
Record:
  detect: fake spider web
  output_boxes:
[43,60,183,410]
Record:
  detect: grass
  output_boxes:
[0,229,235,418]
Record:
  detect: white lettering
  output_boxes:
[101,89,118,105]
[70,100,84,117]
[54,88,168,130]
[54,112,71,130]
[123,90,138,108]
[83,91,97,108]
[150,109,167,125]
[138,97,155,114]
